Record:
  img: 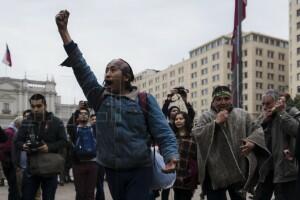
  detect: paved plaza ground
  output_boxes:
[0,181,259,200]
[0,181,206,200]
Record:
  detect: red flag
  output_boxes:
[2,44,12,67]
[231,0,247,70]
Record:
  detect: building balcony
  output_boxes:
[2,109,11,114]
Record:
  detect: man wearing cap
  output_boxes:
[192,86,269,200]
[55,10,179,200]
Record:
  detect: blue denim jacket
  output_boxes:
[61,45,179,169]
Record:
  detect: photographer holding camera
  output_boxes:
[162,86,195,126]
[15,94,67,200]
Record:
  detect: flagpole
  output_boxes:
[237,0,243,108]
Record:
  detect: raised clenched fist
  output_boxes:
[55,10,70,32]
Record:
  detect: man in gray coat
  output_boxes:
[254,90,299,200]
[192,86,268,200]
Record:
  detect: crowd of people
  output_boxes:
[1,9,300,200]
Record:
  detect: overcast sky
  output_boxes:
[0,0,289,104]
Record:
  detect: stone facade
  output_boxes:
[0,77,77,127]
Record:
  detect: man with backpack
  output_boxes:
[56,10,179,200]
[72,107,98,200]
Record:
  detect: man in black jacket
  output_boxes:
[15,94,67,200]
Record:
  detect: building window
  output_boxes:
[297,9,300,17]
[256,71,263,78]
[256,82,263,89]
[256,60,263,67]
[201,99,208,106]
[178,67,184,74]
[201,78,208,85]
[227,73,232,80]
[256,48,263,56]
[256,105,262,112]
[149,88,153,93]
[297,22,300,29]
[297,35,300,42]
[163,91,167,97]
[244,105,248,111]
[212,52,220,61]
[212,75,220,82]
[170,80,175,86]
[178,76,184,83]
[278,85,286,92]
[278,75,285,82]
[155,77,160,83]
[155,85,160,91]
[201,88,208,95]
[162,74,167,80]
[243,94,248,101]
[244,72,248,78]
[278,53,285,61]
[212,64,220,71]
[267,50,274,58]
[170,70,175,77]
[148,79,153,86]
[267,84,274,89]
[298,73,300,81]
[243,50,247,56]
[142,82,146,88]
[191,82,197,89]
[278,64,285,71]
[297,48,300,55]
[191,91,197,98]
[227,62,231,69]
[191,72,197,79]
[201,57,208,65]
[244,61,248,68]
[227,51,231,58]
[267,73,274,80]
[201,68,208,75]
[256,93,262,101]
[162,83,167,89]
[2,103,11,114]
[297,60,300,68]
[267,62,274,69]
[191,61,197,69]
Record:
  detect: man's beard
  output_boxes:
[33,113,45,121]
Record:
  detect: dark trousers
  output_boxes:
[161,188,170,200]
[105,166,152,200]
[254,172,297,200]
[73,161,98,200]
[297,165,300,197]
[203,172,245,200]
[2,161,20,200]
[21,170,58,200]
[96,164,106,200]
[173,188,193,200]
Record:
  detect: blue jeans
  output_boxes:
[105,167,152,200]
[21,170,58,200]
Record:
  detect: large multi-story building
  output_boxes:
[0,77,77,127]
[289,0,300,97]
[134,32,289,117]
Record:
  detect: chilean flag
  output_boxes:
[2,44,12,67]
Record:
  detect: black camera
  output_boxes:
[172,87,189,97]
[26,133,43,152]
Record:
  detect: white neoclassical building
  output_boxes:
[0,76,78,127]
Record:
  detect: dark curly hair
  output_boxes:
[173,111,193,134]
